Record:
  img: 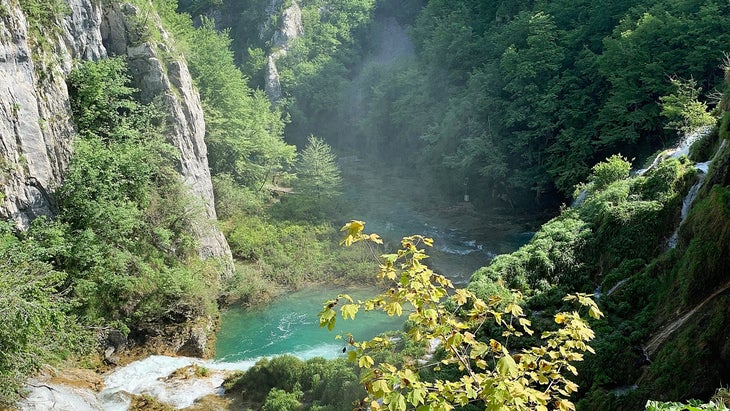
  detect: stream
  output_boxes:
[215,172,534,363]
[215,287,405,363]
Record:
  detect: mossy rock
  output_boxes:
[676,186,730,306]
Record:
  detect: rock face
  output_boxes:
[0,3,76,228]
[1,1,232,358]
[101,3,233,269]
[265,54,283,102]
[271,0,303,49]
[264,0,303,103]
[0,1,232,274]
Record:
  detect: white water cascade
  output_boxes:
[635,126,713,176]
[20,356,261,411]
[667,139,727,249]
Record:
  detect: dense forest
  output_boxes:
[1,0,730,409]
[197,0,730,208]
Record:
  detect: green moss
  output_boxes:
[689,127,720,162]
[674,186,730,306]
[645,296,730,402]
[18,0,69,69]
[720,111,730,141]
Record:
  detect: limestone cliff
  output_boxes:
[101,3,232,270]
[264,0,303,103]
[0,1,79,228]
[0,0,232,274]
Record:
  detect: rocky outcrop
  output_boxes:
[271,1,303,50]
[0,1,232,274]
[265,54,283,102]
[100,3,232,269]
[0,3,73,228]
[63,0,107,63]
[264,0,303,103]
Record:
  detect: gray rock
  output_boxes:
[19,382,103,411]
[0,1,232,275]
[0,2,73,228]
[265,54,282,102]
[271,1,303,50]
[106,5,232,272]
[264,0,303,104]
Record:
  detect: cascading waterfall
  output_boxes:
[667,139,727,249]
[667,174,705,249]
[571,188,588,208]
[635,126,713,176]
[21,355,267,410]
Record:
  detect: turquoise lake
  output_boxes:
[215,287,406,362]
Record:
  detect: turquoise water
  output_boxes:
[214,224,532,363]
[215,164,535,363]
[215,287,405,362]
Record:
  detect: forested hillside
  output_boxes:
[191,0,730,209]
[2,0,730,409]
[181,0,730,409]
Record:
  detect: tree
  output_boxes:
[588,154,631,191]
[277,135,343,221]
[660,76,715,135]
[179,18,296,188]
[295,135,342,198]
[320,221,602,411]
[262,388,303,411]
[0,221,87,406]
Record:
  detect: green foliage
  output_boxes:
[60,57,219,328]
[150,4,296,190]
[464,151,702,408]
[471,215,592,296]
[274,136,343,221]
[674,185,730,306]
[67,57,157,142]
[660,77,715,135]
[646,395,729,410]
[18,0,69,66]
[263,388,302,411]
[176,0,222,15]
[321,221,602,411]
[268,0,729,205]
[0,221,88,406]
[184,0,728,206]
[226,356,365,410]
[183,19,295,188]
[221,213,372,293]
[295,136,342,198]
[212,174,267,219]
[588,155,632,192]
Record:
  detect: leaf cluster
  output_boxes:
[320,221,603,411]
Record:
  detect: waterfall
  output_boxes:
[571,188,588,208]
[21,355,261,411]
[666,138,726,249]
[667,170,705,249]
[635,126,713,176]
[606,278,629,297]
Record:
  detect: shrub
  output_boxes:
[589,154,632,191]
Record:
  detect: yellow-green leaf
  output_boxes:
[341,304,359,320]
[359,355,375,368]
[497,354,518,377]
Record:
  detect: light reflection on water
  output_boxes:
[215,287,405,362]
